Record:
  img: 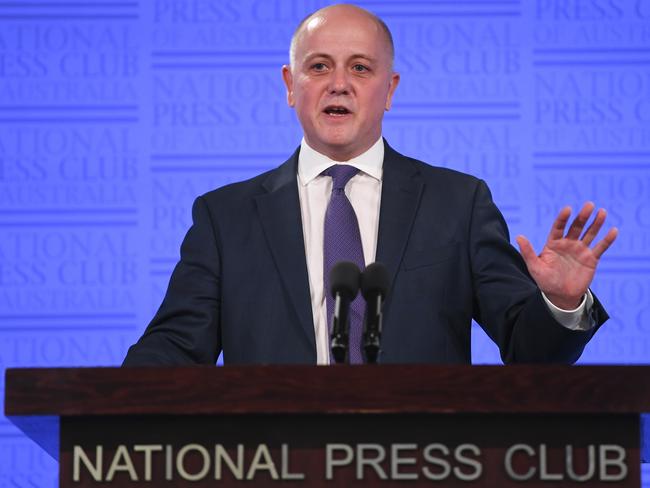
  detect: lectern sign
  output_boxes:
[62,414,639,487]
[5,366,649,488]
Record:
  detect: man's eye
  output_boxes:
[311,63,327,71]
[352,64,369,72]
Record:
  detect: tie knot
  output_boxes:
[324,165,359,191]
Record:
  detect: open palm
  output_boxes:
[516,202,618,310]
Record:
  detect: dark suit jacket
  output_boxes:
[123,141,607,366]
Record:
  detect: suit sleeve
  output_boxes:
[469,180,608,364]
[122,196,222,366]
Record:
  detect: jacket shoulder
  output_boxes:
[201,167,274,203]
[198,149,299,208]
[391,147,483,193]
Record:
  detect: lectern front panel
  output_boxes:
[61,414,639,487]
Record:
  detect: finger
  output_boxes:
[565,201,596,240]
[548,206,572,242]
[592,227,619,259]
[581,208,606,246]
[516,235,538,269]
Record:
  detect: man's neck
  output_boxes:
[298,137,384,185]
[304,140,381,162]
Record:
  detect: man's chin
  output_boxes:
[305,133,356,160]
[321,139,362,160]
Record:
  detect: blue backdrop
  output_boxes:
[1,0,649,485]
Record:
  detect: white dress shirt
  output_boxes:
[296,137,592,365]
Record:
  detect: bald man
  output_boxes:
[124,4,615,366]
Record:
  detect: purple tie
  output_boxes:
[323,165,365,364]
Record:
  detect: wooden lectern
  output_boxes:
[5,365,650,487]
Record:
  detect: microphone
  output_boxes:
[329,261,361,364]
[360,262,390,364]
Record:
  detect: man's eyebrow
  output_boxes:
[302,52,378,63]
[303,52,334,62]
[349,54,377,63]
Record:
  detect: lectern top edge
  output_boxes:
[5,365,650,417]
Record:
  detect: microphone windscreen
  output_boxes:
[329,261,361,300]
[360,262,390,300]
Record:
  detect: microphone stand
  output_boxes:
[363,293,383,364]
[330,293,349,363]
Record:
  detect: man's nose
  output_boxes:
[328,67,350,94]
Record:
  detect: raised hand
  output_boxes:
[515,202,618,310]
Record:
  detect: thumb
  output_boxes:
[516,235,538,268]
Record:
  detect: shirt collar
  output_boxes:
[298,137,384,186]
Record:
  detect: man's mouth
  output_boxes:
[323,105,351,116]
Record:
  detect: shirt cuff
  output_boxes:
[541,289,595,331]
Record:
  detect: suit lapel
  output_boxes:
[375,141,424,291]
[254,150,316,350]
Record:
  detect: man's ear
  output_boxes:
[384,72,400,111]
[282,65,295,107]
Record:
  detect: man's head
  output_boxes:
[282,4,400,162]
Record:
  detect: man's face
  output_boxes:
[282,8,399,161]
